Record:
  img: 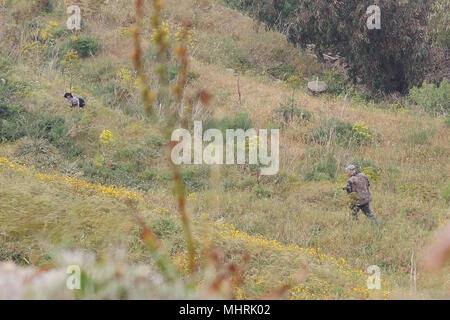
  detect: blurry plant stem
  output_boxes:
[133,0,196,274]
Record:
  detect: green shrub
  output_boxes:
[222,180,236,192]
[229,50,252,71]
[0,104,25,120]
[0,103,28,141]
[152,217,181,239]
[36,116,68,144]
[303,171,329,182]
[322,71,349,96]
[167,65,199,83]
[0,118,26,141]
[35,0,53,13]
[274,97,312,126]
[0,78,30,103]
[351,159,380,174]
[65,37,99,58]
[230,112,253,130]
[409,78,450,116]
[146,135,165,148]
[441,183,450,203]
[252,184,272,199]
[444,117,450,127]
[303,153,337,181]
[79,160,145,189]
[0,107,78,158]
[141,169,158,181]
[182,167,209,192]
[309,118,354,147]
[266,63,296,81]
[204,112,253,135]
[407,128,435,145]
[238,176,257,189]
[47,26,69,41]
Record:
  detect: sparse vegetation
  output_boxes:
[0,0,448,300]
[409,78,450,116]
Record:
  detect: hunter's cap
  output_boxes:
[345,164,356,171]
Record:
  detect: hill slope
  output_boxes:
[0,0,449,299]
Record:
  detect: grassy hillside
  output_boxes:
[0,0,449,299]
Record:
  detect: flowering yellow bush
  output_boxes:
[352,121,372,144]
[41,21,58,41]
[100,129,115,146]
[116,68,133,86]
[361,166,381,184]
[21,41,46,60]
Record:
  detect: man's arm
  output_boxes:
[342,180,353,193]
[365,175,370,188]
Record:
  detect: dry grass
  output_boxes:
[0,0,448,299]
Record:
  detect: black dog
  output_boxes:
[64,92,85,108]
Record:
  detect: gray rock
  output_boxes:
[308,77,328,93]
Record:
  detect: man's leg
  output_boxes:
[351,203,359,220]
[360,203,377,223]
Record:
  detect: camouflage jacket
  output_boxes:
[344,172,372,206]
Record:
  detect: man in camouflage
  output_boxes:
[342,165,377,223]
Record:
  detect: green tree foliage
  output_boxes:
[225,0,433,94]
[428,0,450,48]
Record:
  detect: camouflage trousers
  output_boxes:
[351,203,377,223]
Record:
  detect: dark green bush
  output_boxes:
[322,71,349,96]
[0,103,27,141]
[0,118,26,141]
[309,118,354,147]
[274,97,312,126]
[79,160,148,189]
[152,217,181,239]
[47,26,69,41]
[0,106,77,159]
[252,184,272,199]
[303,153,337,181]
[182,166,210,192]
[146,135,165,148]
[0,78,30,104]
[266,63,296,81]
[65,37,99,58]
[204,112,253,135]
[37,116,68,143]
[0,104,25,120]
